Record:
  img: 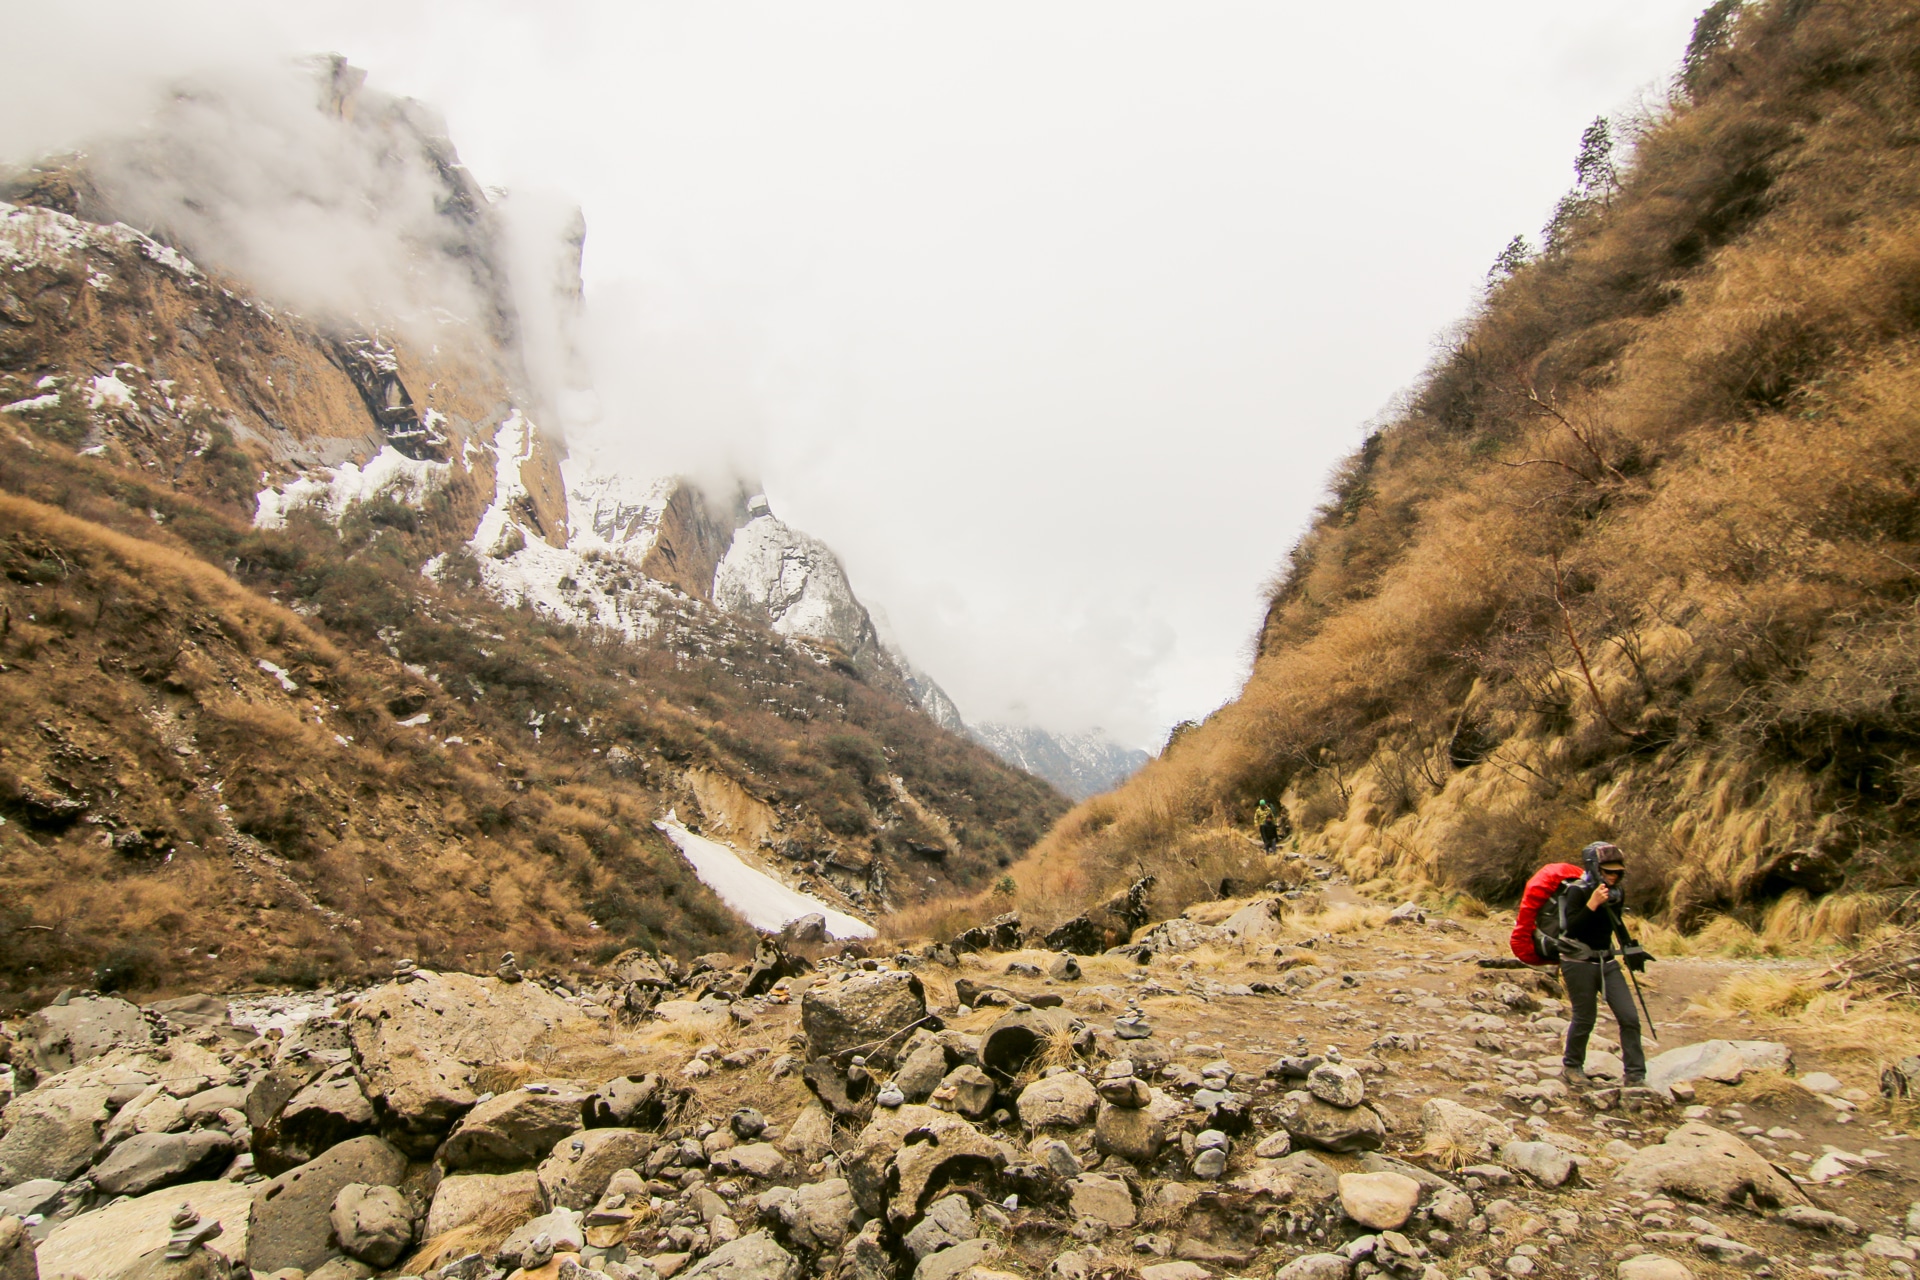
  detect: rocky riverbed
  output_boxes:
[0,891,1916,1280]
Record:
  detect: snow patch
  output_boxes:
[254,446,453,530]
[396,712,431,727]
[1,394,59,414]
[87,373,134,410]
[257,659,298,692]
[656,819,875,939]
[0,201,199,278]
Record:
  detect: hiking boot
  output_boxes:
[1623,1074,1647,1089]
[1559,1066,1590,1087]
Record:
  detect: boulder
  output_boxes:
[1277,1090,1384,1153]
[254,1066,377,1176]
[0,1183,62,1225]
[438,1085,586,1172]
[1231,1153,1341,1206]
[424,1170,544,1238]
[329,1184,415,1269]
[0,1077,118,1184]
[775,1104,836,1165]
[1643,1042,1791,1099]
[892,1035,950,1103]
[496,1207,584,1267]
[1613,1122,1808,1208]
[1275,1255,1351,1280]
[1618,1258,1694,1280]
[846,1106,1010,1224]
[902,1194,975,1260]
[1217,898,1285,945]
[1419,1097,1517,1165]
[37,1181,253,1280]
[0,1217,35,1280]
[582,1074,672,1130]
[1499,1141,1574,1188]
[100,1243,231,1280]
[680,1231,796,1280]
[1015,1074,1097,1129]
[930,1066,995,1119]
[977,1008,1073,1082]
[1093,1089,1179,1164]
[245,1135,408,1274]
[780,914,829,947]
[1067,1174,1134,1228]
[1306,1063,1365,1108]
[912,1238,997,1280]
[1337,1171,1421,1230]
[755,1178,857,1252]
[536,1128,656,1211]
[800,973,928,1067]
[709,1143,791,1180]
[26,998,149,1074]
[92,1130,238,1197]
[348,973,581,1155]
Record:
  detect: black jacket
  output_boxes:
[1559,884,1632,957]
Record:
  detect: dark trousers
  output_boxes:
[1561,958,1646,1080]
[1259,821,1278,853]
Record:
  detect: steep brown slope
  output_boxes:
[0,113,1066,1013]
[995,0,1920,938]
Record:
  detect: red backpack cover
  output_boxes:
[1510,863,1585,965]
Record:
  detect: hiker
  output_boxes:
[1554,841,1652,1087]
[1255,799,1284,853]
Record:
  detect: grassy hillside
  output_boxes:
[0,179,1066,1012]
[976,0,1920,942]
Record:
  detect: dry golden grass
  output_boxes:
[402,1196,537,1275]
[1695,970,1920,1059]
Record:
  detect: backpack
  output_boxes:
[1510,862,1585,966]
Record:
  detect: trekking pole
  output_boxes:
[1623,955,1658,1045]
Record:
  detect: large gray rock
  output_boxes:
[437,1085,585,1173]
[892,1035,950,1103]
[254,1066,376,1176]
[902,1194,975,1260]
[1643,1041,1791,1099]
[1015,1074,1097,1129]
[1230,1153,1341,1205]
[582,1074,671,1129]
[536,1128,655,1211]
[496,1208,584,1267]
[1337,1171,1420,1230]
[0,1183,62,1225]
[1306,1063,1366,1108]
[245,1135,408,1274]
[1613,1122,1808,1208]
[26,998,149,1074]
[800,973,927,1066]
[92,1130,238,1197]
[930,1066,995,1119]
[1275,1255,1351,1280]
[1499,1140,1574,1188]
[37,1181,253,1280]
[757,1178,858,1253]
[1067,1174,1134,1228]
[1276,1090,1384,1153]
[681,1231,797,1280]
[846,1106,1010,1226]
[329,1184,416,1269]
[0,1216,35,1280]
[0,1080,117,1185]
[913,1239,998,1280]
[423,1170,542,1238]
[348,974,581,1155]
[1419,1097,1516,1165]
[710,1143,791,1181]
[1094,1089,1182,1163]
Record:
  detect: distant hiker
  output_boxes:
[1255,799,1285,854]
[1512,842,1651,1087]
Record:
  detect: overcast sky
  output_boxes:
[6,1,1711,750]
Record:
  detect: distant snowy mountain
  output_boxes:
[968,722,1149,801]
